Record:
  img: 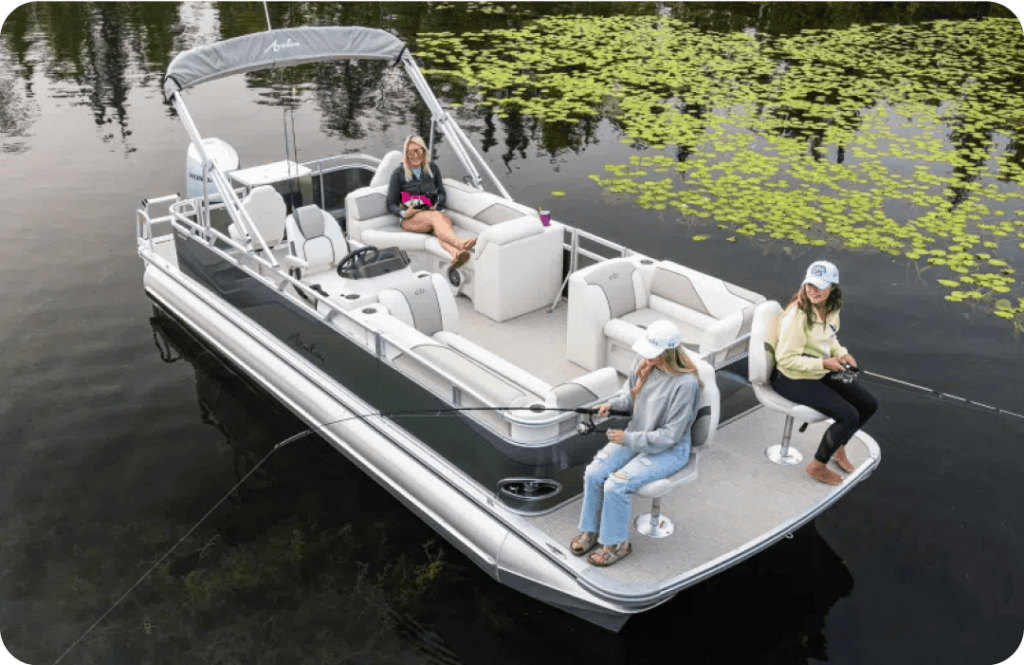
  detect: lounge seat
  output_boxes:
[567,257,765,373]
[376,272,620,440]
[347,173,564,322]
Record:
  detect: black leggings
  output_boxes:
[771,371,878,464]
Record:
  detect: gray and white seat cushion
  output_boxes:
[283,204,350,294]
[566,256,651,372]
[378,273,553,398]
[228,185,288,249]
[568,257,765,374]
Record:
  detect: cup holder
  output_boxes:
[640,259,654,265]
[497,478,562,502]
[344,293,360,300]
[361,307,377,315]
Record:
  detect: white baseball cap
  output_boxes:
[803,260,839,290]
[631,320,682,359]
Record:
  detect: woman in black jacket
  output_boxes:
[385,135,475,269]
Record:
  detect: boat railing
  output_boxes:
[548,227,635,313]
[146,207,576,444]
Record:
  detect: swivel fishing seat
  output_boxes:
[632,355,719,538]
[748,301,830,465]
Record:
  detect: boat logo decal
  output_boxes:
[608,272,619,280]
[414,288,426,296]
[264,38,301,54]
[287,332,325,363]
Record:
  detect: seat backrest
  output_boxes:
[378,273,459,337]
[690,355,720,448]
[581,258,648,319]
[651,261,765,320]
[369,150,404,188]
[240,185,287,247]
[285,204,348,276]
[748,300,783,386]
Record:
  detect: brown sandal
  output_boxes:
[588,542,632,567]
[570,531,598,556]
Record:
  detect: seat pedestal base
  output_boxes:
[634,513,674,538]
[765,444,803,465]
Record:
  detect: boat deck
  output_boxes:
[453,295,589,388]
[522,409,875,597]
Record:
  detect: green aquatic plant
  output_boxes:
[416,15,1024,327]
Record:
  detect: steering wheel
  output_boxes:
[337,246,379,276]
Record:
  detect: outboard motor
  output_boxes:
[186,137,240,201]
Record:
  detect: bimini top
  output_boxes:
[163,26,406,99]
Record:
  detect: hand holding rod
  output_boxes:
[573,407,631,417]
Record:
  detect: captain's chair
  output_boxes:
[748,300,830,465]
[631,354,719,538]
[228,185,287,250]
[284,204,349,289]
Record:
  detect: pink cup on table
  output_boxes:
[539,209,551,226]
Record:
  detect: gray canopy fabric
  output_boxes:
[164,26,406,99]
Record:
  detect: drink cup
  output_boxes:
[539,210,550,226]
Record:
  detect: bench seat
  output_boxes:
[346,158,563,322]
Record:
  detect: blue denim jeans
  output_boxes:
[578,441,691,545]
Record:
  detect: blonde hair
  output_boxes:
[632,345,702,400]
[402,135,432,180]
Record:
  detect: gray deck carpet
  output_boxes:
[522,407,876,597]
[453,296,592,387]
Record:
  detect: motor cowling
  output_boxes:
[186,138,239,201]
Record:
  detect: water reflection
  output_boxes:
[110,307,461,665]
[1,1,1014,161]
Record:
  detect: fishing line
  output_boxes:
[857,370,1024,422]
[50,403,621,664]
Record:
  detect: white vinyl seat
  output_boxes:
[371,150,405,188]
[228,185,287,250]
[631,355,720,538]
[283,204,350,297]
[378,272,553,397]
[568,257,765,374]
[748,300,830,465]
[348,170,562,322]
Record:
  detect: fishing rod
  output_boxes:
[833,364,1024,422]
[50,402,624,665]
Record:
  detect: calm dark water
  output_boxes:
[1,3,1023,664]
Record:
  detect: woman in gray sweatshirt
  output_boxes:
[571,320,702,566]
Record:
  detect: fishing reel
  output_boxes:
[829,363,861,385]
[573,407,630,435]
